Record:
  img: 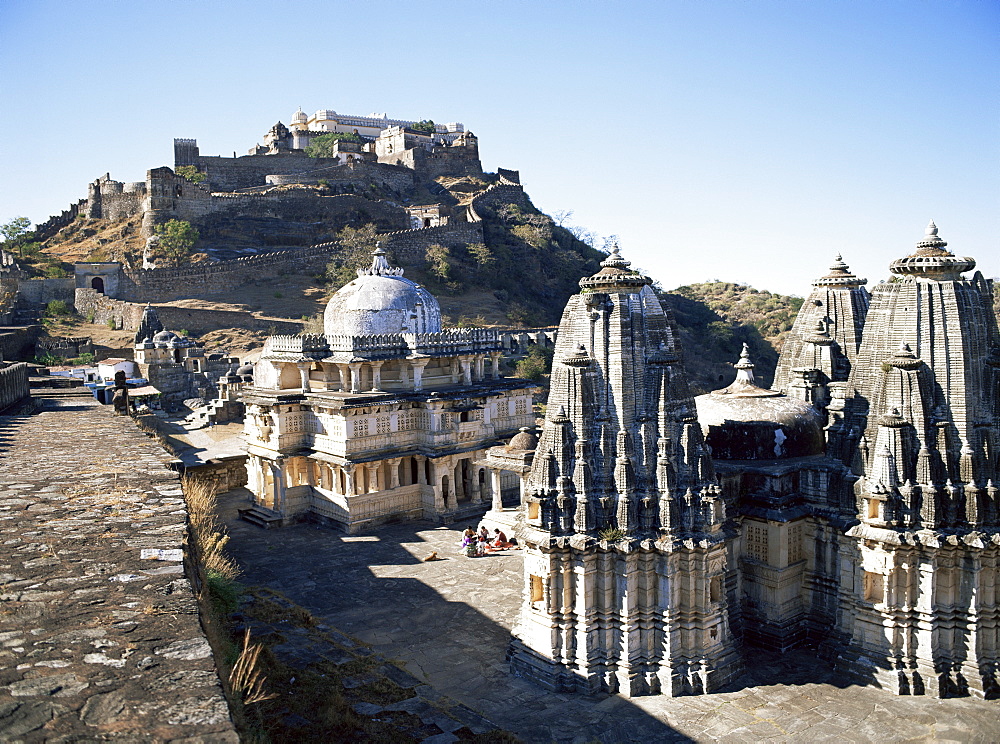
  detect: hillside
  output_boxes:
[662,282,804,394]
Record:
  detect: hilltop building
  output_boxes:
[240,247,537,532]
[504,224,999,699]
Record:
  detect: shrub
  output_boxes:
[304,132,362,158]
[107,318,117,329]
[44,299,72,317]
[175,165,207,184]
[598,527,626,542]
[515,345,554,381]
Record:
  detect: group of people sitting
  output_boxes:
[461,525,517,557]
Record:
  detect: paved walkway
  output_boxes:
[219,488,1000,743]
[0,399,236,742]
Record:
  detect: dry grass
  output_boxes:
[183,477,239,580]
[230,629,279,706]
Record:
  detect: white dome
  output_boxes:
[292,108,308,124]
[324,247,442,336]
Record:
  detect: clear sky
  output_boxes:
[1,0,996,295]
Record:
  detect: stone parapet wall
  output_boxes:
[0,362,29,411]
[74,289,145,331]
[0,400,238,741]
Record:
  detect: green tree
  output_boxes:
[325,224,380,289]
[154,219,200,266]
[1,216,33,258]
[411,120,436,134]
[175,165,206,184]
[425,244,453,280]
[515,345,554,382]
[305,132,362,158]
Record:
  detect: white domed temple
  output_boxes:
[241,248,538,531]
[506,225,1000,699]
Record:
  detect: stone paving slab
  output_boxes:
[219,487,1000,743]
[0,400,236,742]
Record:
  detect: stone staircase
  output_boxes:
[237,504,285,528]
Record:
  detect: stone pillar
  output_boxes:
[344,465,357,496]
[411,359,428,391]
[489,351,503,378]
[348,363,362,393]
[398,362,410,388]
[337,364,349,391]
[519,473,530,504]
[491,469,503,511]
[297,362,311,392]
[459,356,473,386]
[474,355,485,381]
[370,361,384,392]
[388,457,401,489]
[429,459,445,511]
[272,460,287,513]
[366,462,380,493]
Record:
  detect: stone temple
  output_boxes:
[507,223,1000,699]
[241,247,536,532]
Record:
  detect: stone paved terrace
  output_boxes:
[219,488,1000,743]
[0,398,236,742]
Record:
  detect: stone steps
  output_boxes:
[238,505,284,529]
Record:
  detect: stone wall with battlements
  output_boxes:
[378,221,484,264]
[0,399,238,741]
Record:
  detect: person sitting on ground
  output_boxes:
[460,527,477,556]
[476,533,490,556]
[492,528,515,549]
[478,525,490,543]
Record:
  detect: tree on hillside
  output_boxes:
[325,224,380,289]
[305,132,362,158]
[1,216,33,258]
[153,219,199,266]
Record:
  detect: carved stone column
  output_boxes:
[365,462,380,493]
[489,351,503,378]
[370,360,384,392]
[297,362,311,392]
[388,457,401,489]
[348,362,362,393]
[459,356,473,386]
[491,469,503,511]
[411,359,428,391]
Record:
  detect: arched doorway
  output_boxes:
[91,277,105,294]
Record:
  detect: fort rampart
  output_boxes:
[75,289,301,336]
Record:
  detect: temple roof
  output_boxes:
[813,254,866,287]
[324,245,442,336]
[889,221,976,279]
[578,246,648,292]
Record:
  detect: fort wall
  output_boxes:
[15,277,76,306]
[74,289,300,336]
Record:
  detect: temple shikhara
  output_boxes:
[503,223,1000,699]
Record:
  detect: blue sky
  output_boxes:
[1,0,996,295]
